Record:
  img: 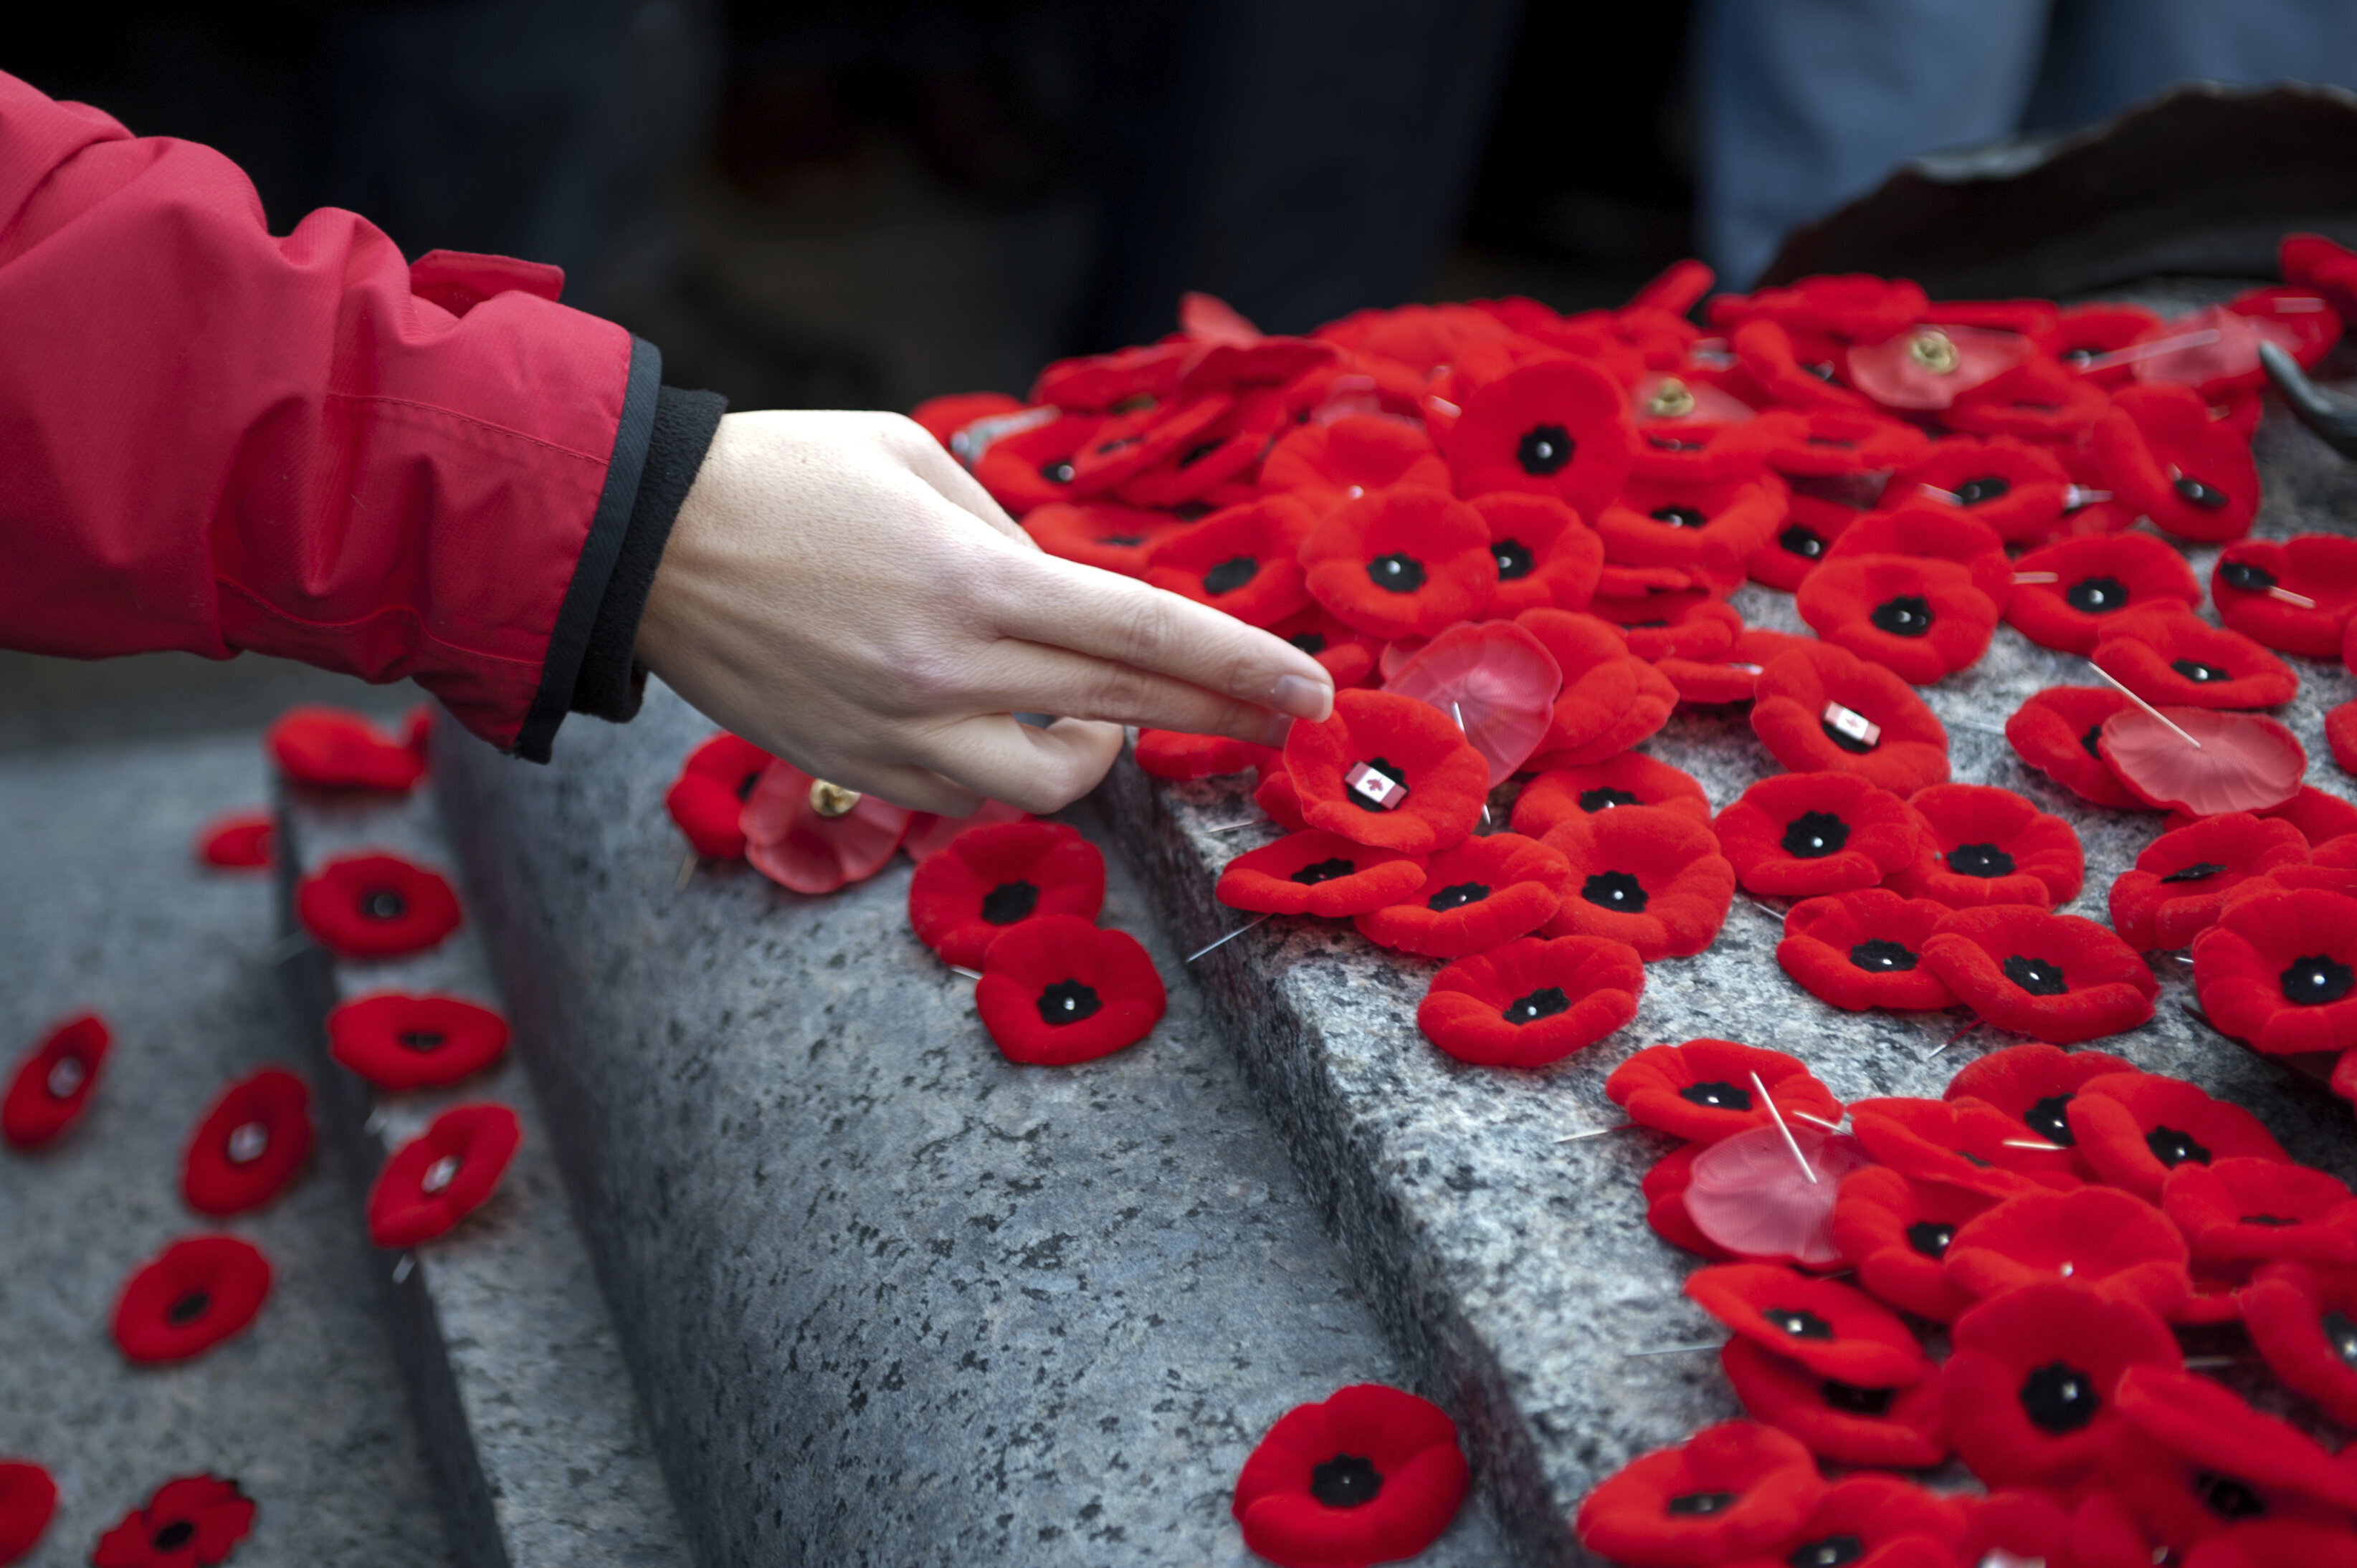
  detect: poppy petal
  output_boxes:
[110,1236,272,1364]
[1414,934,1643,1067]
[906,822,1107,967]
[294,852,464,960]
[181,1067,312,1216]
[366,1104,523,1247]
[326,993,511,1092]
[1,1013,110,1150]
[974,915,1166,1065]
[1381,621,1563,786]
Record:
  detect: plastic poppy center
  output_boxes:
[1787,1535,1865,1568]
[2145,1125,2212,1167]
[1515,424,1573,475]
[45,1055,85,1099]
[2065,575,2128,613]
[2079,724,2105,760]
[1579,787,1640,813]
[1581,870,1647,913]
[1778,525,1825,560]
[1761,1306,1833,1341]
[2321,1310,2357,1369]
[1308,1453,1384,1509]
[2002,955,2067,995]
[1953,475,2010,505]
[1036,980,1103,1027]
[2280,954,2355,1006]
[226,1122,269,1165]
[2018,1362,2099,1433]
[1679,1080,1751,1112]
[1503,987,1568,1024]
[165,1291,211,1326]
[1869,596,1933,637]
[363,888,409,921]
[399,1030,447,1053]
[980,881,1041,925]
[1493,539,1535,580]
[1290,858,1356,886]
[1366,553,1428,593]
[1905,1220,1953,1259]
[1649,505,1709,530]
[1201,556,1259,596]
[1818,1379,1895,1415]
[1427,881,1490,911]
[151,1521,197,1552]
[1848,940,1918,973]
[422,1154,463,1195]
[1346,758,1409,811]
[1781,811,1850,859]
[2171,659,2231,683]
[2197,1473,2265,1521]
[2173,475,2228,510]
[2219,559,2277,593]
[1665,1491,1738,1516]
[1946,842,2016,878]
[2024,1094,2076,1144]
[2161,861,2227,884]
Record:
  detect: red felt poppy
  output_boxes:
[2115,1364,2357,1516]
[294,851,463,960]
[1728,318,1872,411]
[1888,435,2072,544]
[975,915,1166,1066]
[1445,355,1637,519]
[1594,472,1787,583]
[1954,1490,2077,1568]
[903,821,1107,970]
[1117,389,1292,508]
[2211,536,2357,656]
[1687,1263,1930,1386]
[1,1013,110,1150]
[912,388,1025,446]
[1776,889,1960,1012]
[1713,273,1930,343]
[1822,502,2014,606]
[2090,606,2295,711]
[2181,1522,2357,1568]
[0,1462,54,1567]
[1019,500,1192,575]
[1028,341,1186,409]
[1830,1165,1993,1321]
[1750,643,1951,794]
[2004,687,2144,809]
[1797,555,2000,683]
[1510,755,1711,836]
[1231,1383,1468,1568]
[1628,407,1785,488]
[1353,832,1568,958]
[2091,382,2260,543]
[1945,352,2110,442]
[740,760,913,897]
[2194,784,2357,849]
[1920,907,2156,1045]
[1131,730,1277,782]
[1540,805,1735,960]
[2005,532,2202,654]
[2066,1071,2290,1202]
[1467,492,1602,615]
[366,1103,523,1247]
[1606,1039,1841,1143]
[194,811,274,871]
[1890,784,2083,911]
[1415,934,1644,1067]
[1746,493,1857,591]
[2241,1260,2357,1425]
[2190,886,2357,1056]
[1513,610,1677,768]
[1941,1281,2180,1487]
[2163,1158,2357,1267]
[1846,1095,2080,1197]
[1216,829,1427,919]
[1717,1337,1946,1468]
[665,733,772,859]
[2110,813,2309,950]
[910,804,1039,871]
[1756,406,1933,484]
[1255,768,1308,831]
[1142,493,1318,627]
[1267,604,1382,689]
[2041,298,2165,374]
[265,704,426,792]
[1722,1473,1960,1568]
[326,993,510,1092]
[1712,773,1921,898]
[986,396,1232,511]
[1282,689,1490,855]
[1259,413,1449,513]
[1656,628,1815,708]
[111,1235,272,1364]
[1589,592,1746,664]
[181,1068,311,1216]
[1943,1041,2138,1165]
[90,1474,256,1568]
[1943,1186,2191,1314]
[1643,1142,1739,1261]
[1573,1420,1827,1568]
[1300,486,1497,640]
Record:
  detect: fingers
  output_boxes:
[946,639,1297,747]
[907,714,1128,815]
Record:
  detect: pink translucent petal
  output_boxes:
[1180,291,1260,345]
[2098,707,2305,816]
[1627,373,1756,424]
[901,799,1031,865]
[1383,621,1565,787]
[739,760,913,895]
[1684,1124,1875,1268]
[1845,324,2029,409]
[2131,306,2301,387]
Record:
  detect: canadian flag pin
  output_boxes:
[1344,761,1409,810]
[1822,702,1881,747]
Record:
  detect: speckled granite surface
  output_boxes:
[1100,382,2357,1564]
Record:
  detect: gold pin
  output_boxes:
[1908,328,1960,375]
[808,780,862,818]
[1646,378,1697,419]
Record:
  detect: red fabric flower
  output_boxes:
[1353,831,1568,958]
[2162,1159,2357,1266]
[1268,605,1382,689]
[181,1067,311,1217]
[1945,352,2110,441]
[1540,805,1735,960]
[905,822,1105,968]
[1756,404,1933,477]
[1920,907,2156,1045]
[1259,413,1450,514]
[2241,1260,2357,1425]
[1953,1490,2075,1568]
[1943,1041,2137,1159]
[1776,889,1959,1011]
[1469,492,1603,615]
[1723,1473,1960,1568]
[2092,381,2260,543]
[1513,610,1677,768]
[913,388,1025,444]
[91,1475,255,1568]
[1797,554,2000,684]
[1750,643,1950,794]
[2181,1522,2357,1568]
[1256,768,1308,831]
[1728,318,1872,411]
[2005,532,2202,654]
[1,1013,110,1149]
[741,760,913,896]
[975,915,1166,1066]
[194,811,274,871]
[1606,1039,1841,1143]
[665,733,772,859]
[1746,492,1854,591]
[1282,689,1490,854]
[1830,1165,1993,1321]
[265,704,426,792]
[2110,813,2308,950]
[1573,1420,1827,1568]
[1943,1185,2192,1314]
[1445,355,1637,519]
[2213,536,2357,656]
[1718,1338,1947,1468]
[0,1462,54,1567]
[1712,274,1928,343]
[326,993,510,1092]
[1593,472,1786,583]
[2114,1364,2357,1518]
[1713,773,1921,898]
[1657,628,1816,707]
[1890,784,2083,911]
[2203,785,2357,849]
[2066,1071,2290,1202]
[1416,934,1644,1066]
[2044,300,2164,377]
[366,1103,523,1246]
[1216,829,1428,919]
[1629,407,1785,487]
[1847,1096,2080,1197]
[1941,1281,2181,1487]
[2191,886,2357,1055]
[1822,502,2014,606]
[294,851,463,960]
[1231,1384,1468,1568]
[111,1236,272,1364]
[1300,486,1497,640]
[2004,686,2144,809]
[1132,729,1278,781]
[2090,606,2296,711]
[1686,1263,1930,1386]
[1141,493,1317,626]
[1591,592,1746,663]
[1020,501,1191,575]
[1889,434,2072,543]
[1510,755,1711,836]
[1643,1142,1738,1261]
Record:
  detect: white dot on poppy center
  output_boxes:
[227,1122,269,1165]
[45,1056,84,1099]
[2059,1261,2074,1277]
[422,1155,462,1195]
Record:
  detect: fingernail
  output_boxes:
[1254,711,1295,748]
[1270,674,1333,722]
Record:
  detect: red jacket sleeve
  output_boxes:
[0,70,657,755]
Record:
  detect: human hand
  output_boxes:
[634,410,1335,815]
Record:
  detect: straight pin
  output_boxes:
[1453,702,1492,828]
[1204,818,1271,834]
[1186,912,1273,963]
[675,851,697,891]
[1623,1341,1725,1359]
[2088,661,2202,749]
[265,930,313,965]
[1926,1018,1981,1060]
[1751,1071,1816,1185]
[1947,718,2009,737]
[1791,1111,1846,1134]
[1556,1123,1637,1143]
[2184,1355,2249,1369]
[947,965,982,981]
[2072,328,2222,373]
[2002,1139,2067,1152]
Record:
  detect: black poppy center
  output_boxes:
[1515,424,1573,475]
[1954,475,2011,505]
[2146,1124,2213,1167]
[2019,1361,2100,1433]
[1819,1379,1895,1415]
[1781,811,1851,859]
[1579,787,1640,813]
[2219,559,2277,593]
[1870,596,1934,638]
[1762,1306,1834,1341]
[1493,539,1535,580]
[2322,1310,2357,1369]
[2080,724,2105,760]
[1367,553,1428,593]
[1788,1536,1866,1568]
[1290,857,1356,886]
[397,1030,447,1053]
[2065,575,2128,614]
[980,880,1040,925]
[2175,475,2228,510]
[1095,532,1150,548]
[2172,659,2231,683]
[1821,717,1877,755]
[1348,757,1406,813]
[1039,457,1076,484]
[166,1291,211,1326]
[1176,439,1222,469]
[1947,842,2016,879]
[1036,980,1103,1026]
[151,1521,198,1552]
[1778,524,1825,560]
[1679,1080,1751,1112]
[734,768,763,802]
[1201,556,1259,596]
[1428,881,1491,912]
[1649,505,1709,530]
[1665,1491,1738,1517]
[1504,987,1569,1024]
[362,888,409,921]
[2199,1473,2266,1521]
[2163,861,2228,884]
[1581,870,1647,912]
[2024,1094,2076,1144]
[1905,1221,1953,1260]
[1309,1453,1384,1509]
[1849,939,1918,973]
[2281,954,2355,1006]
[2003,955,2067,995]
[1288,631,1326,655]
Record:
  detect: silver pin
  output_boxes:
[1623,1341,1725,1359]
[947,965,982,981]
[363,1107,387,1137]
[1741,894,1788,923]
[391,1254,414,1285]
[2070,328,2222,373]
[1186,912,1273,963]
[1947,717,2009,737]
[1751,1071,1816,1185]
[1556,1123,1637,1144]
[675,851,697,891]
[1203,819,1271,834]
[1791,1111,1846,1134]
[265,929,313,965]
[2088,661,2202,750]
[1925,1018,1981,1061]
[1452,702,1492,828]
[2001,1139,2067,1152]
